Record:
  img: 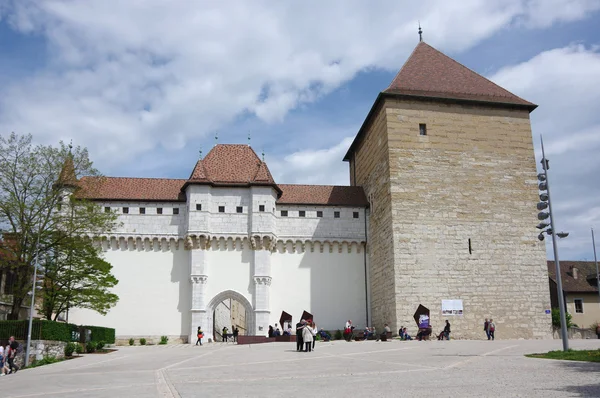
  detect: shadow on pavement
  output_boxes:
[555,360,600,397]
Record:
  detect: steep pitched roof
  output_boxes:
[548,261,599,293]
[343,41,536,161]
[384,42,535,108]
[185,144,278,190]
[77,177,187,202]
[55,155,78,189]
[277,185,368,207]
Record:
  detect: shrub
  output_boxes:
[0,320,77,342]
[334,329,343,340]
[86,341,97,353]
[129,338,135,346]
[552,308,574,328]
[96,341,105,351]
[315,333,321,341]
[64,342,77,357]
[82,325,116,344]
[75,343,84,354]
[159,336,168,345]
[29,356,60,368]
[140,338,147,346]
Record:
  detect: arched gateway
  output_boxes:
[204,290,254,342]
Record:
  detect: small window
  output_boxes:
[157,207,163,215]
[173,208,179,215]
[196,203,202,211]
[104,207,110,213]
[139,207,145,215]
[334,211,340,218]
[419,123,427,136]
[574,299,583,313]
[317,211,323,218]
[281,210,288,217]
[236,206,243,213]
[259,205,265,212]
[122,207,129,214]
[299,210,305,217]
[219,206,225,213]
[353,211,359,219]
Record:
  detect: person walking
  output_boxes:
[6,336,19,374]
[196,326,204,346]
[296,320,305,352]
[302,321,314,352]
[484,318,490,340]
[488,319,496,341]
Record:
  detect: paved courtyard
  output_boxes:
[2,339,600,397]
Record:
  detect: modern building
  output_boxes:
[548,261,600,329]
[66,41,552,342]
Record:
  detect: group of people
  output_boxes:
[484,318,496,340]
[268,323,292,337]
[221,326,239,342]
[0,336,20,376]
[295,319,318,352]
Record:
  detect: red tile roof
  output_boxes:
[188,145,276,185]
[77,177,187,202]
[277,184,368,207]
[55,155,78,188]
[548,261,599,293]
[385,42,536,108]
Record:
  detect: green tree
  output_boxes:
[551,308,574,329]
[0,133,117,319]
[40,235,119,321]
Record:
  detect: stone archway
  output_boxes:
[205,290,254,342]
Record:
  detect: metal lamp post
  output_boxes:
[538,136,569,351]
[24,236,40,367]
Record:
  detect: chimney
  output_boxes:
[572,266,579,279]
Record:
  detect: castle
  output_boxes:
[68,41,552,342]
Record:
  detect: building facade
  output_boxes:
[68,41,552,341]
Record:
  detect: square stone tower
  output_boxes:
[345,42,551,339]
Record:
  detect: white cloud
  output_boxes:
[491,44,600,260]
[0,0,598,174]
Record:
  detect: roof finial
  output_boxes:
[418,22,423,42]
[214,132,218,147]
[68,139,73,154]
[248,132,251,147]
[262,148,265,162]
[199,146,203,160]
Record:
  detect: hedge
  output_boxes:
[82,325,115,344]
[0,320,114,344]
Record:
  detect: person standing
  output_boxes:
[443,320,451,340]
[296,320,305,352]
[196,326,204,346]
[302,321,314,352]
[233,327,239,343]
[222,326,229,342]
[488,319,496,341]
[310,320,317,350]
[7,336,19,374]
[484,318,490,340]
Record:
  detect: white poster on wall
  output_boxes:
[442,299,464,315]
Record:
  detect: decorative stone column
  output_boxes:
[189,236,209,343]
[252,236,273,335]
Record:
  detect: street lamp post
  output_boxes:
[25,236,40,367]
[538,136,569,351]
[592,228,600,305]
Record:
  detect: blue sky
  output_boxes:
[0,0,599,260]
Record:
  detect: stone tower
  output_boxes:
[344,42,552,339]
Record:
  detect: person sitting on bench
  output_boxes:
[318,329,331,342]
[416,326,432,341]
[437,320,451,340]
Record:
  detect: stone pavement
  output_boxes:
[1,339,600,397]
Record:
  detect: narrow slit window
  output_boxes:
[299,210,306,217]
[353,211,359,219]
[236,206,243,213]
[468,238,472,255]
[122,207,129,214]
[259,205,265,212]
[419,123,427,136]
[139,207,146,215]
[196,203,202,211]
[173,208,179,215]
[157,207,163,215]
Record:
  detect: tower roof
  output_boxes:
[55,155,78,189]
[384,42,535,108]
[184,144,280,193]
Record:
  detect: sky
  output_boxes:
[0,0,599,261]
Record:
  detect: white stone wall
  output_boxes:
[68,247,191,338]
[275,205,365,241]
[98,201,185,236]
